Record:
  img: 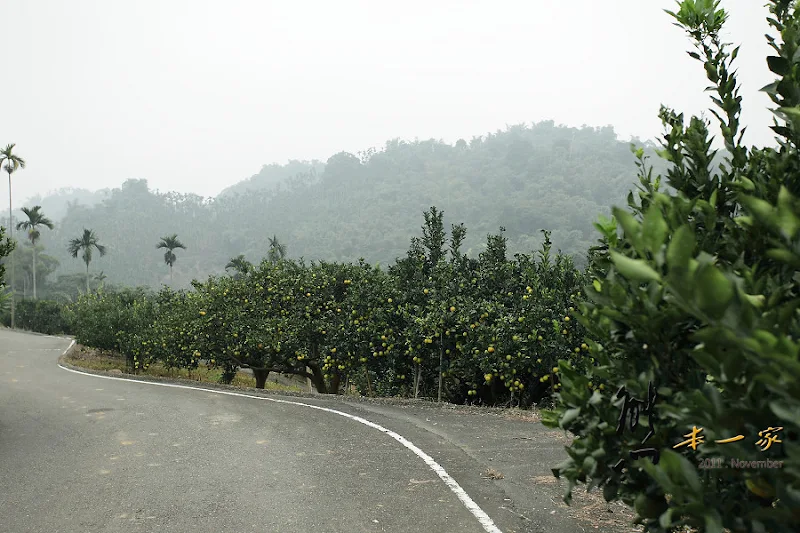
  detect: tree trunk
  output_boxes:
[253,368,269,389]
[170,264,173,284]
[307,363,328,394]
[8,172,15,329]
[86,263,90,293]
[330,373,341,395]
[32,246,37,300]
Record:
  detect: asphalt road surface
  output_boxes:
[0,329,551,533]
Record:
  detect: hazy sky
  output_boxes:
[2,0,776,205]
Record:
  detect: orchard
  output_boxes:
[69,207,588,407]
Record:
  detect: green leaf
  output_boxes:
[770,400,800,426]
[560,407,581,428]
[778,106,800,122]
[760,81,779,96]
[776,186,800,239]
[768,55,790,76]
[736,176,756,192]
[642,206,669,252]
[588,389,603,405]
[612,208,641,243]
[659,508,674,528]
[660,449,702,496]
[694,264,734,319]
[666,225,696,272]
[610,252,662,283]
[741,195,777,226]
[766,248,800,266]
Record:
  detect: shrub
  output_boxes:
[2,299,71,335]
[542,2,800,531]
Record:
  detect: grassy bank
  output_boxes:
[63,344,303,392]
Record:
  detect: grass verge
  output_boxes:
[63,344,303,392]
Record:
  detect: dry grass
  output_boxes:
[551,481,702,533]
[64,345,302,392]
[502,407,541,422]
[481,467,505,480]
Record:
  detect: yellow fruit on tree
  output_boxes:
[487,346,495,353]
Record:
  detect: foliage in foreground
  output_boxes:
[543,1,800,532]
[68,211,589,406]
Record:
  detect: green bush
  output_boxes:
[68,287,152,358]
[1,299,71,335]
[542,2,800,531]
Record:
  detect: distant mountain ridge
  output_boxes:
[19,187,110,222]
[15,121,673,290]
[217,160,326,198]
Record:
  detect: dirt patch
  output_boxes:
[502,407,541,423]
[481,467,505,480]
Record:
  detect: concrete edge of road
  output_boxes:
[56,339,550,420]
[55,338,508,533]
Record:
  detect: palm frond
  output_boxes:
[157,234,186,250]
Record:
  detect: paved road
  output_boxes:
[1,329,560,533]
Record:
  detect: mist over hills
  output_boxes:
[11,121,666,292]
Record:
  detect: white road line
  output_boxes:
[57,341,503,533]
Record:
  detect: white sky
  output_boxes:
[1,0,776,204]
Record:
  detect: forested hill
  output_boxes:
[30,122,665,289]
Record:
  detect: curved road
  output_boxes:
[0,329,549,533]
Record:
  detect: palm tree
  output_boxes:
[225,254,252,278]
[156,234,186,283]
[16,206,54,300]
[67,229,107,293]
[267,235,287,263]
[1,143,26,328]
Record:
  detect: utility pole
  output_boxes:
[438,330,443,402]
